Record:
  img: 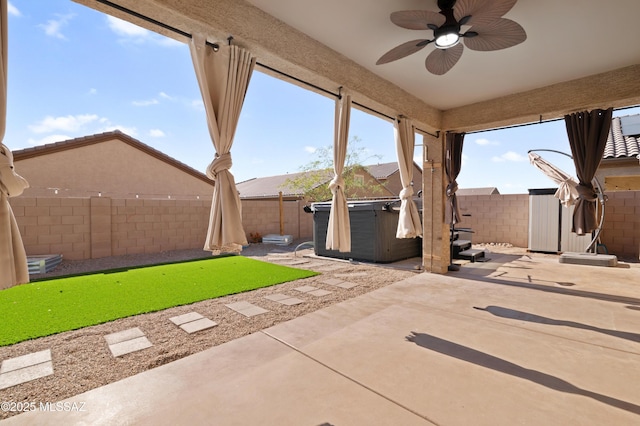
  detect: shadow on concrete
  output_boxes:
[449,257,640,306]
[473,306,640,343]
[406,332,640,415]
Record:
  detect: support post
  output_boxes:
[279,191,284,236]
[422,133,450,273]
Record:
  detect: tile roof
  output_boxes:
[604,116,640,159]
[366,162,399,179]
[236,170,332,198]
[456,187,500,196]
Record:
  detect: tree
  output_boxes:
[282,136,385,201]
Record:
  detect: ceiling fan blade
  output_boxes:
[376,40,430,65]
[390,10,446,30]
[454,0,518,27]
[425,43,464,75]
[463,18,526,51]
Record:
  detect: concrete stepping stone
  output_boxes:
[294,286,333,297]
[105,327,153,357]
[266,256,291,262]
[264,294,304,306]
[283,259,311,265]
[320,277,359,289]
[336,281,359,289]
[225,301,269,317]
[169,312,218,334]
[266,258,310,266]
[0,349,53,390]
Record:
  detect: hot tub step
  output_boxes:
[458,249,485,263]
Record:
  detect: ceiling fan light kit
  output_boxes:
[435,32,460,49]
[377,0,526,75]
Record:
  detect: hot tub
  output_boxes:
[311,200,422,263]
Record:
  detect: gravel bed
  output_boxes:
[0,241,417,418]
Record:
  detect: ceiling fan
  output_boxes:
[376,0,526,75]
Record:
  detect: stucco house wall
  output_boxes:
[13,131,214,200]
[378,163,424,196]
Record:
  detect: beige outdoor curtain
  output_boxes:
[394,117,422,238]
[326,94,352,252]
[0,0,29,289]
[189,35,255,254]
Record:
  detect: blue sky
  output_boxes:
[5,1,640,194]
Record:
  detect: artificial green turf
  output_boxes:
[0,256,317,346]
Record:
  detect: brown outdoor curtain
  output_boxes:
[564,108,613,235]
[0,0,29,289]
[190,34,255,254]
[445,132,465,225]
[326,94,351,252]
[394,116,422,238]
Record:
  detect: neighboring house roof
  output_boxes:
[237,165,390,199]
[365,161,422,180]
[236,170,322,198]
[366,162,399,180]
[456,187,500,196]
[12,130,213,186]
[604,115,640,159]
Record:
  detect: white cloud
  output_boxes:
[190,99,204,110]
[491,151,527,162]
[27,134,71,146]
[28,114,138,139]
[99,124,138,137]
[149,129,165,138]
[106,16,182,47]
[29,114,99,134]
[132,98,159,107]
[106,16,149,37]
[87,88,98,95]
[304,146,317,154]
[39,14,75,40]
[475,138,499,146]
[157,37,183,47]
[159,92,174,100]
[8,2,21,17]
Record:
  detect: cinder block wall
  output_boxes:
[600,191,640,260]
[10,196,314,260]
[241,199,313,240]
[457,194,529,247]
[109,198,211,256]
[10,197,91,260]
[9,192,638,261]
[11,197,211,260]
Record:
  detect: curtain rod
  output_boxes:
[95,0,440,138]
[465,115,564,135]
[466,103,640,135]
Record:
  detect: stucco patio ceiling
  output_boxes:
[77,0,640,133]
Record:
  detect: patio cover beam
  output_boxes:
[74,0,442,135]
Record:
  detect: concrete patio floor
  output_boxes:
[6,252,640,425]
